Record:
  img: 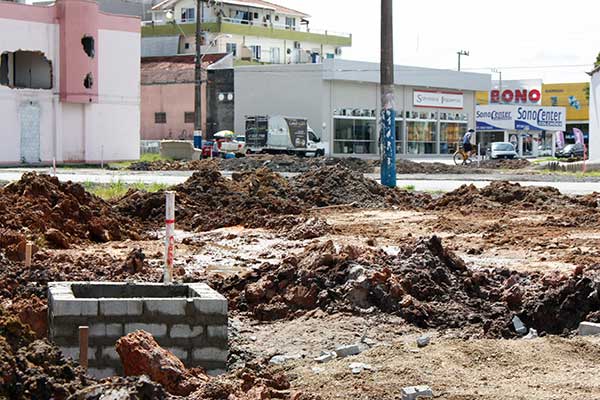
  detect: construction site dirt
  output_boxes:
[1,165,600,399]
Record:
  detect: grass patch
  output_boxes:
[108,153,171,170]
[83,180,170,200]
[401,184,416,192]
[538,169,600,177]
[531,157,559,164]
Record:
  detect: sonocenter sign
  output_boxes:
[476,105,566,131]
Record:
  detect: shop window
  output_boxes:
[82,36,95,58]
[440,121,467,155]
[333,118,376,155]
[0,50,52,90]
[406,118,437,155]
[155,112,167,124]
[184,112,195,124]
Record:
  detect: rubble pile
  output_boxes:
[0,173,141,258]
[290,165,429,208]
[115,163,302,231]
[128,156,376,173]
[474,158,531,170]
[209,236,600,337]
[116,330,320,400]
[429,181,591,210]
[0,308,94,399]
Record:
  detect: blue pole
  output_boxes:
[380,105,396,187]
[380,0,396,188]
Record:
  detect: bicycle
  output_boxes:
[453,148,476,165]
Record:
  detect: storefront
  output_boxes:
[476,105,566,156]
[235,59,490,158]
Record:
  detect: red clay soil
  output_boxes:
[116,330,321,400]
[0,172,142,259]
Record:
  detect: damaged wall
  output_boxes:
[0,0,140,165]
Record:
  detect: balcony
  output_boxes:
[141,16,352,47]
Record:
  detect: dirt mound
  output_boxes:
[0,308,94,399]
[0,173,141,258]
[116,330,320,400]
[128,156,376,174]
[473,158,531,170]
[115,163,302,232]
[429,181,583,210]
[290,165,429,208]
[208,236,600,337]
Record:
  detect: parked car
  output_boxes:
[538,144,552,157]
[556,143,586,159]
[489,142,517,159]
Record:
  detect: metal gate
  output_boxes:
[20,102,41,163]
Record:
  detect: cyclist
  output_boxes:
[462,129,475,157]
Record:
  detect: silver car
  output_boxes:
[489,142,517,159]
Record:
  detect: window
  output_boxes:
[250,45,261,60]
[83,72,93,89]
[226,43,237,56]
[184,112,195,124]
[234,10,250,23]
[285,17,296,29]
[395,118,404,154]
[406,112,437,155]
[333,117,377,155]
[253,12,259,19]
[184,43,190,50]
[181,7,195,22]
[155,112,167,124]
[274,15,280,21]
[0,50,52,90]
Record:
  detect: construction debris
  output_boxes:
[578,321,600,336]
[401,385,433,400]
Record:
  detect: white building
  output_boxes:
[234,59,491,157]
[142,0,352,63]
[0,0,140,165]
[590,66,600,160]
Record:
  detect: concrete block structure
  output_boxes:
[48,281,228,378]
[0,0,141,165]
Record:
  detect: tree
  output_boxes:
[596,52,600,68]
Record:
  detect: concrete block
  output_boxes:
[401,386,433,400]
[207,325,227,339]
[51,324,75,337]
[88,367,117,379]
[416,336,430,348]
[578,321,600,336]
[335,344,361,358]
[100,299,143,316]
[170,324,204,338]
[193,298,228,315]
[52,299,98,317]
[89,323,123,338]
[314,352,335,363]
[207,369,226,376]
[193,347,228,362]
[167,347,188,360]
[125,323,167,337]
[145,299,187,315]
[101,346,120,361]
[60,346,95,361]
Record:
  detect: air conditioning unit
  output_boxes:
[334,47,342,56]
[294,41,301,49]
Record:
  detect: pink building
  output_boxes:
[0,0,140,164]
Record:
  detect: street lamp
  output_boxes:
[457,50,469,71]
[491,68,502,94]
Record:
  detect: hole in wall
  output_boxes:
[0,50,53,89]
[81,36,95,58]
[84,72,93,89]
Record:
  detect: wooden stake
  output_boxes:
[25,242,32,267]
[79,326,89,371]
[164,191,175,283]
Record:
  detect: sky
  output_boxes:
[277,0,600,83]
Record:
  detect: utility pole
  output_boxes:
[194,0,203,142]
[457,50,469,71]
[380,0,396,188]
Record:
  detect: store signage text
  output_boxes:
[476,105,566,131]
[490,89,541,104]
[414,90,463,109]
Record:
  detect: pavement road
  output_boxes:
[1,167,599,195]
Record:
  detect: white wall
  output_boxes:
[590,70,600,160]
